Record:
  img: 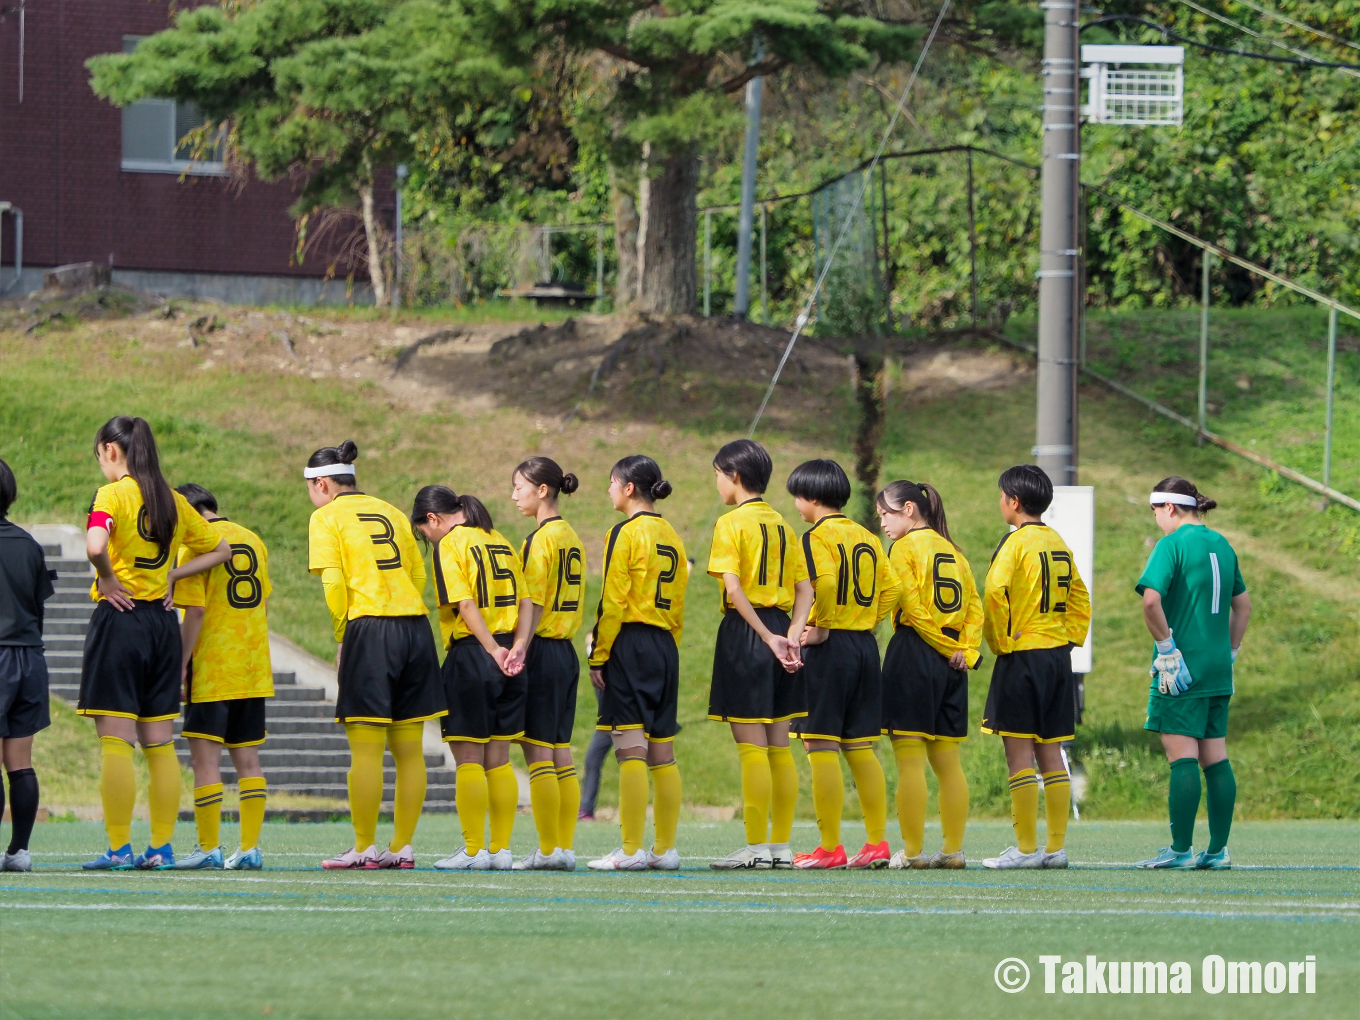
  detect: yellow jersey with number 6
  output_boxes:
[307,492,426,619]
[887,528,983,668]
[175,518,274,702]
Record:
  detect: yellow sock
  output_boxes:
[767,745,797,845]
[927,741,968,855]
[386,723,426,851]
[618,757,648,856]
[892,740,928,857]
[486,762,518,853]
[237,777,267,852]
[736,743,772,846]
[142,741,180,848]
[1008,768,1040,854]
[807,749,844,851]
[650,760,681,853]
[1042,769,1071,853]
[556,765,580,850]
[193,782,223,850]
[99,735,136,851]
[528,761,560,854]
[455,762,488,852]
[345,724,386,851]
[844,746,887,846]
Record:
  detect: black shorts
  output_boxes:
[596,623,680,742]
[707,608,806,725]
[183,696,267,747]
[441,633,526,742]
[336,615,445,726]
[881,627,968,741]
[981,646,1075,743]
[0,646,51,739]
[523,637,579,748]
[78,600,181,722]
[799,629,881,743]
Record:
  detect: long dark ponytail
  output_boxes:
[875,479,955,547]
[410,485,494,533]
[95,416,176,551]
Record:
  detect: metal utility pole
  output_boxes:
[1034,0,1080,485]
[733,42,764,319]
[393,163,408,309]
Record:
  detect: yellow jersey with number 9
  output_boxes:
[175,518,274,702]
[432,524,526,647]
[520,517,587,641]
[307,492,426,619]
[87,476,220,602]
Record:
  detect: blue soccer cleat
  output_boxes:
[83,844,135,870]
[174,846,224,870]
[224,847,263,871]
[1135,846,1197,869]
[1194,848,1231,870]
[134,844,176,870]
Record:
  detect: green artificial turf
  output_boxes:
[1,818,1355,1019]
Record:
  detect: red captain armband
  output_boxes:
[87,511,114,532]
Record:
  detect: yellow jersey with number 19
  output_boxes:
[175,518,274,702]
[86,476,221,602]
[432,524,526,647]
[589,512,686,667]
[520,517,587,641]
[982,521,1091,655]
[802,514,900,632]
[706,498,808,613]
[307,492,426,619]
[888,528,983,668]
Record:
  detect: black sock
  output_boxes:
[6,768,38,854]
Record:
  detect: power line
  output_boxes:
[1175,0,1360,77]
[1082,13,1360,70]
[1229,0,1360,54]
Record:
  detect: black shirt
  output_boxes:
[0,519,56,646]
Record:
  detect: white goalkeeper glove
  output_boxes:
[1150,633,1193,696]
[1231,645,1240,663]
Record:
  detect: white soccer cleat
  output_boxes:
[2,849,32,872]
[888,850,931,870]
[927,850,967,870]
[768,844,794,869]
[434,847,492,871]
[512,848,566,871]
[709,845,772,870]
[587,847,649,871]
[487,848,514,871]
[646,847,680,871]
[321,845,378,870]
[224,847,262,871]
[374,845,415,870]
[1041,849,1069,869]
[560,849,577,872]
[983,846,1045,870]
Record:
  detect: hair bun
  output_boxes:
[559,472,579,496]
[1198,495,1217,512]
[651,479,673,500]
[336,439,359,464]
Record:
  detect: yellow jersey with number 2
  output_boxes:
[589,512,686,667]
[307,492,426,619]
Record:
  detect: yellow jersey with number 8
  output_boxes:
[307,492,426,619]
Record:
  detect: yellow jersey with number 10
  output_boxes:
[175,518,274,702]
[589,512,686,667]
[888,527,983,668]
[802,513,900,632]
[520,517,587,641]
[433,525,526,647]
[982,522,1091,655]
[307,492,426,619]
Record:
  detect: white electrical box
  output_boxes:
[1043,486,1095,673]
[1082,44,1184,126]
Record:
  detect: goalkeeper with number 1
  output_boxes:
[1135,477,1250,871]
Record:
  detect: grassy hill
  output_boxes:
[2,298,1356,821]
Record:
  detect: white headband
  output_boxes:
[304,463,356,480]
[1149,491,1197,507]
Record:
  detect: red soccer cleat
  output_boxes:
[792,845,848,869]
[846,840,891,869]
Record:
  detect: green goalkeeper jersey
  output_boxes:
[1135,524,1246,698]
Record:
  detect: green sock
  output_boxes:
[1203,759,1236,854]
[1167,757,1201,853]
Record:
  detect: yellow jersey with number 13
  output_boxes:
[520,517,587,641]
[307,492,426,619]
[175,518,274,702]
[982,522,1091,655]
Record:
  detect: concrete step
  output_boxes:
[48,558,94,574]
[264,787,458,810]
[208,731,352,751]
[42,637,85,653]
[175,747,445,767]
[51,686,334,713]
[261,716,344,734]
[41,621,89,637]
[46,603,95,620]
[186,767,458,790]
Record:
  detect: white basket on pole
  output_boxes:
[1081,45,1184,126]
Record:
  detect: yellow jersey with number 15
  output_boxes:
[982,521,1091,656]
[432,524,526,647]
[175,518,274,702]
[520,517,587,641]
[307,492,426,619]
[87,476,221,602]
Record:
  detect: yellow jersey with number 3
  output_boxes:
[307,492,426,619]
[589,512,686,667]
[433,525,526,647]
[86,476,220,602]
[888,528,983,668]
[175,518,274,702]
[520,517,587,641]
[802,514,900,632]
[982,521,1091,655]
[707,498,808,613]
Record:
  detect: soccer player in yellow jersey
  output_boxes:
[706,440,813,870]
[980,465,1091,870]
[171,484,273,871]
[586,456,687,872]
[509,458,588,871]
[306,441,444,871]
[875,480,981,870]
[786,460,901,871]
[78,417,231,871]
[411,485,534,872]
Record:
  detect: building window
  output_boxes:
[120,36,226,175]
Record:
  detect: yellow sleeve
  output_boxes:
[1064,559,1092,645]
[787,526,810,586]
[706,517,740,579]
[308,511,342,575]
[960,559,983,668]
[589,527,632,667]
[889,544,921,626]
[982,538,1015,656]
[259,541,273,601]
[671,538,689,649]
[178,495,221,555]
[874,539,902,628]
[173,544,206,609]
[321,566,348,642]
